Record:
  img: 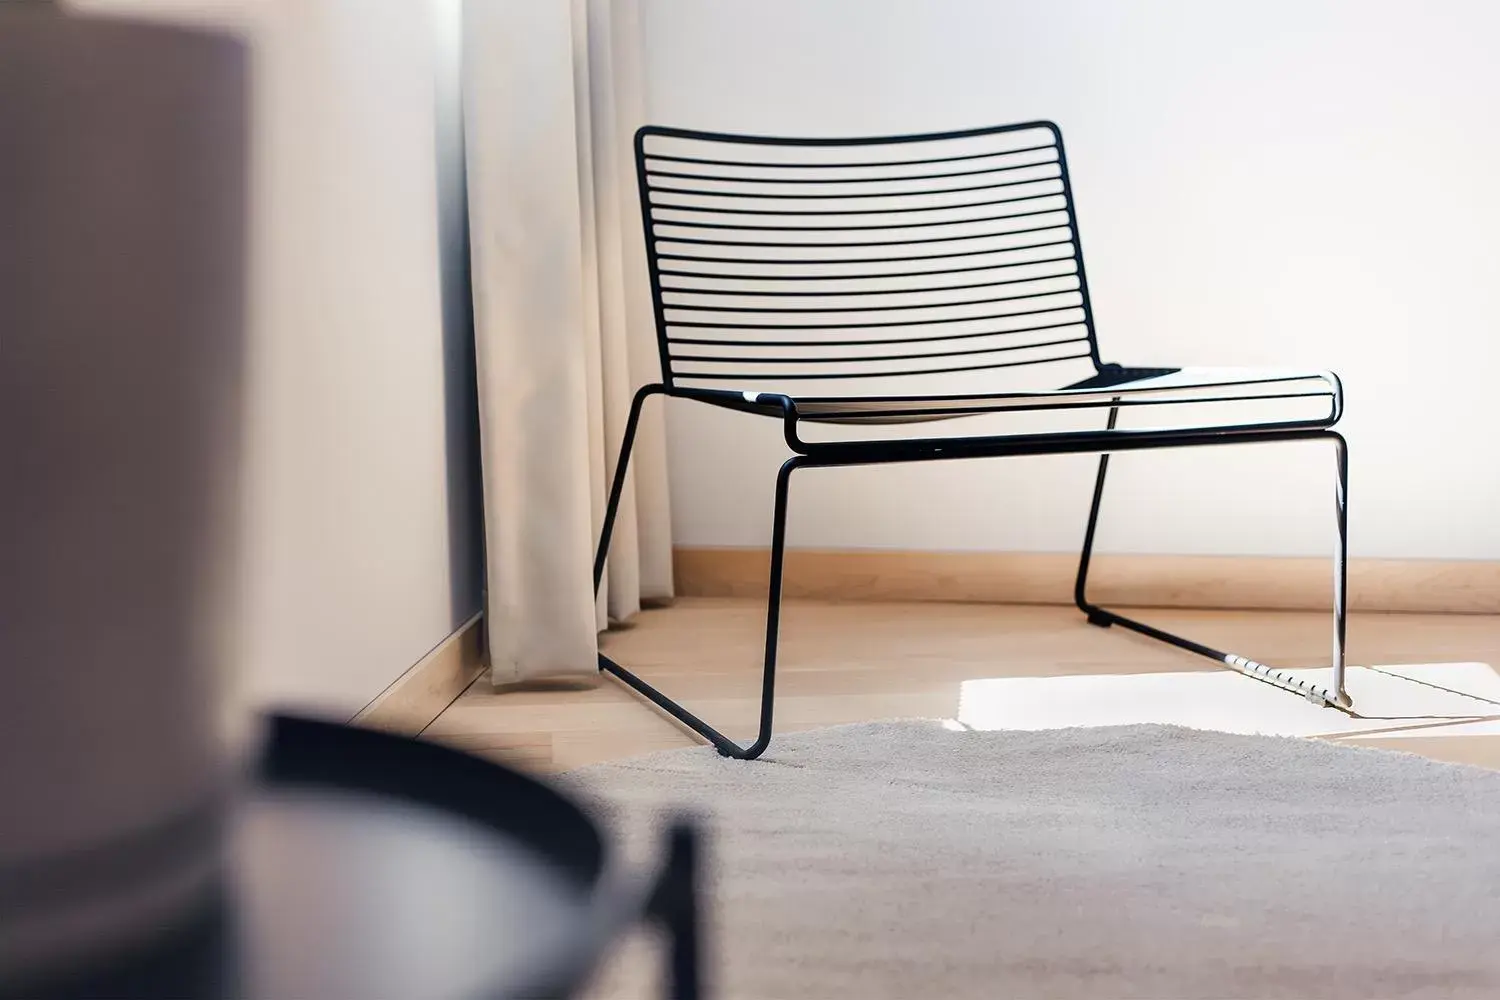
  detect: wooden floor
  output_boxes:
[426,599,1500,772]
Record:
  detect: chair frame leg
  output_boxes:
[596,387,1354,760]
[595,386,794,759]
[1074,412,1352,710]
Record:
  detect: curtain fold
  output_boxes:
[466,0,672,684]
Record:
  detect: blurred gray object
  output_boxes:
[0,7,704,999]
[4,711,704,999]
[0,2,248,989]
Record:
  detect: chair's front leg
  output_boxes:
[738,456,801,760]
[594,384,665,595]
[597,442,802,760]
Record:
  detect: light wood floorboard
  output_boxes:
[427,599,1500,772]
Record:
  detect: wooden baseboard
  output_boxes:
[673,548,1500,615]
[352,611,487,735]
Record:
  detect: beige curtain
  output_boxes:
[465,0,673,684]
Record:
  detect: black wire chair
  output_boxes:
[595,120,1350,760]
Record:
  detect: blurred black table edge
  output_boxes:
[7,714,703,1000]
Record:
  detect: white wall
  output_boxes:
[640,0,1500,560]
[77,0,485,714]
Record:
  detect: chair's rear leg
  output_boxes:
[1330,431,1350,705]
[1073,426,1354,711]
[594,385,660,596]
[1074,405,1118,628]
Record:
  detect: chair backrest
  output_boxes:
[634,121,1104,399]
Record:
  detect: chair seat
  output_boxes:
[733,365,1342,427]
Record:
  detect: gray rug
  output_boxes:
[567,722,1500,999]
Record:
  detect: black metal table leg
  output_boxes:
[647,821,703,1000]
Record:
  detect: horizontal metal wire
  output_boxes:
[651,163,1061,193]
[649,199,1068,221]
[645,153,1058,186]
[656,231,1076,253]
[660,270,1078,298]
[670,335,1090,367]
[667,319,1088,348]
[641,139,1058,172]
[651,210,1070,234]
[657,245,1079,270]
[662,287,1082,315]
[651,176,1063,202]
[654,208,1065,242]
[651,175,1062,206]
[673,350,1094,380]
[666,303,1084,331]
[661,263,1078,290]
